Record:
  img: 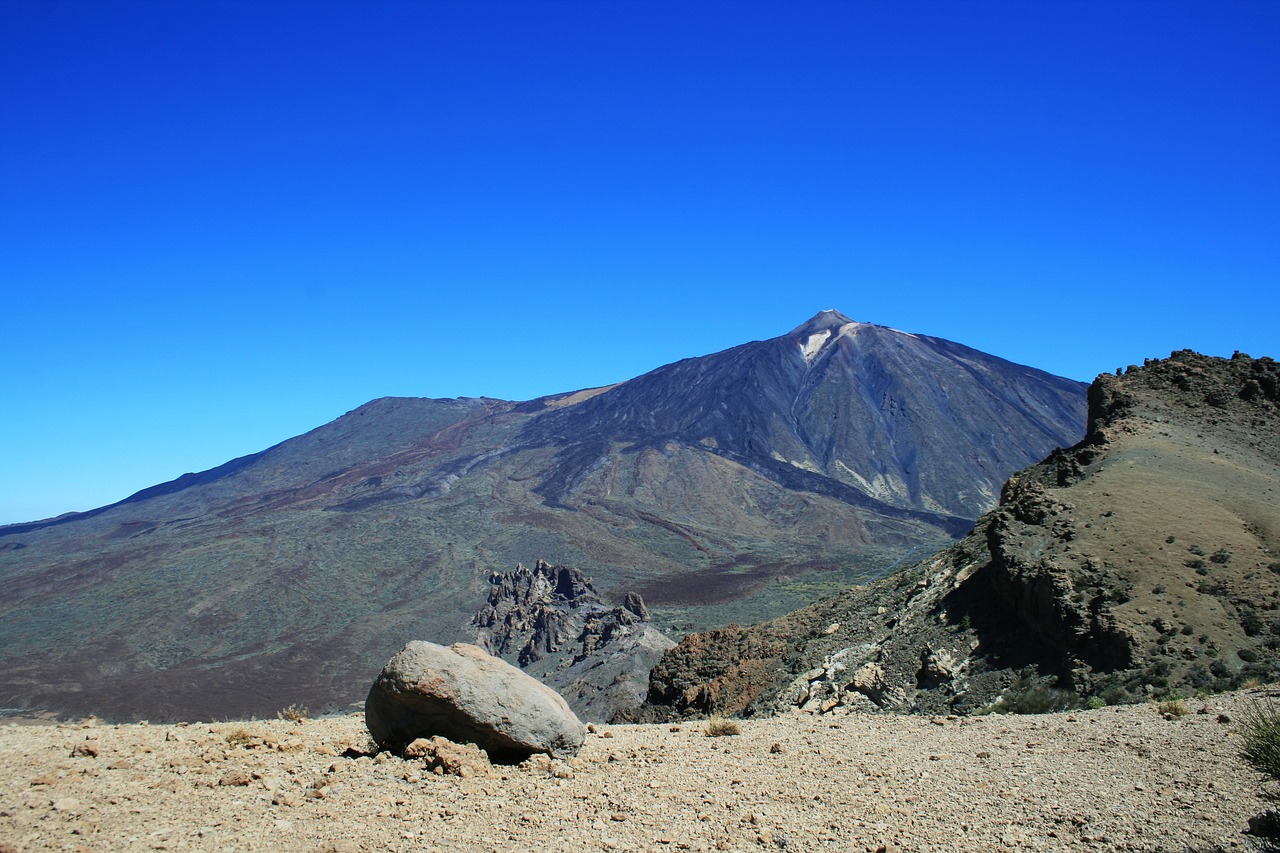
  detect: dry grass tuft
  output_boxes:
[224,727,257,747]
[704,717,741,737]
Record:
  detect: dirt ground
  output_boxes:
[0,688,1269,852]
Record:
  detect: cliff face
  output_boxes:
[637,350,1280,719]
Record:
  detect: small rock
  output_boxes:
[405,735,491,778]
[219,770,252,787]
[70,742,99,758]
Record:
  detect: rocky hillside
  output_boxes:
[638,350,1280,719]
[0,311,1086,722]
[471,560,673,722]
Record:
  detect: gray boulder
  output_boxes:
[365,641,586,759]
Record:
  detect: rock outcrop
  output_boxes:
[365,641,586,759]
[472,560,674,722]
[637,350,1280,719]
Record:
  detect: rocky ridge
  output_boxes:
[637,350,1280,719]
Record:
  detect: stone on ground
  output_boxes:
[365,641,586,759]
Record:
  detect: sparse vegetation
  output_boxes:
[278,703,310,724]
[225,727,257,747]
[1158,698,1188,717]
[1210,548,1232,565]
[704,717,741,737]
[1240,699,1280,847]
[985,678,1083,715]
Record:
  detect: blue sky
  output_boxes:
[2,0,1277,525]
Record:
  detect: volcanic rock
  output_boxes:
[472,560,675,722]
[365,641,586,759]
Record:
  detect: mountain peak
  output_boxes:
[788,309,857,337]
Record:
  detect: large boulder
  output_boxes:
[365,641,586,759]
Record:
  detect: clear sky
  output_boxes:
[2,0,1277,525]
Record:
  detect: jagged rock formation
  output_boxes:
[0,311,1087,722]
[472,560,673,722]
[474,561,649,667]
[636,350,1280,719]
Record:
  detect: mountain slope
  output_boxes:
[0,311,1087,721]
[636,349,1280,719]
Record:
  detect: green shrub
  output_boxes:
[1211,548,1232,565]
[1242,611,1265,636]
[988,682,1082,715]
[1241,700,1280,795]
[1186,665,1214,690]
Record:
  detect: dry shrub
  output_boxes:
[277,704,309,724]
[704,717,741,737]
[225,727,257,747]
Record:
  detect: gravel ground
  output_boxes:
[0,689,1266,852]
